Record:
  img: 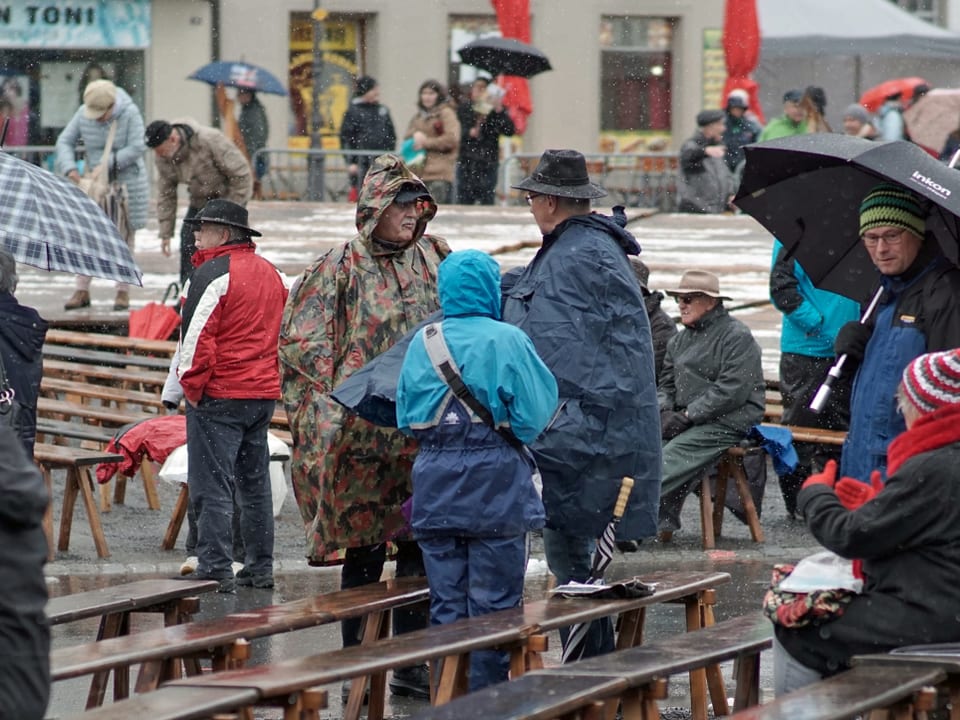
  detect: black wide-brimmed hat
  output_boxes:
[511,149,607,199]
[183,199,262,237]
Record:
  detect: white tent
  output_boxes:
[755,0,960,127]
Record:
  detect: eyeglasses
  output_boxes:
[676,294,706,304]
[862,228,908,247]
[524,193,542,206]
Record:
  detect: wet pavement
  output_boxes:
[30,202,822,718]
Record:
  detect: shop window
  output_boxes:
[599,16,674,149]
[288,13,362,148]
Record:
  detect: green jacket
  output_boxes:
[658,304,764,433]
[758,115,807,142]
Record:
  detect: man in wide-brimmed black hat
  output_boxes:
[501,149,662,660]
[175,198,287,593]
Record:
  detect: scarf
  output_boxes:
[886,403,960,475]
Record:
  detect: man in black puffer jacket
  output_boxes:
[340,76,397,194]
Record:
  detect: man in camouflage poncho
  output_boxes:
[279,154,449,699]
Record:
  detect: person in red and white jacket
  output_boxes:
[177,199,287,592]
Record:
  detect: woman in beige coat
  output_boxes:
[404,79,460,203]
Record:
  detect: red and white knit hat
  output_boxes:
[901,349,960,414]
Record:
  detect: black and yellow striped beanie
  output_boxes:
[859,183,926,237]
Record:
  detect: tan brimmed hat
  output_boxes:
[664,269,731,300]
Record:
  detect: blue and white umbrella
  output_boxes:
[188,61,287,96]
[0,151,143,286]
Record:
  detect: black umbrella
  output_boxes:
[457,37,552,78]
[735,134,960,304]
[735,134,960,412]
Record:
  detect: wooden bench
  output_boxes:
[726,661,943,720]
[35,443,125,559]
[44,344,173,372]
[694,424,848,550]
[49,578,220,710]
[414,612,772,720]
[43,358,169,393]
[42,376,166,413]
[51,577,429,710]
[45,329,178,357]
[36,398,161,514]
[76,570,728,720]
[854,650,960,720]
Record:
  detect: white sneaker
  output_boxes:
[179,556,198,576]
[231,561,244,576]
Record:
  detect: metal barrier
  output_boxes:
[253,147,384,202]
[2,145,72,171]
[499,152,680,210]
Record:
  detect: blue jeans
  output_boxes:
[419,534,527,691]
[186,397,275,579]
[542,528,615,659]
[773,636,823,696]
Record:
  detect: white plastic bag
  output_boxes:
[778,549,863,594]
[157,433,290,518]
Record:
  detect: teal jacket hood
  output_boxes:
[438,249,501,320]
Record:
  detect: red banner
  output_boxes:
[722,0,764,123]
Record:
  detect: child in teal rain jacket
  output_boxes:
[396,249,558,691]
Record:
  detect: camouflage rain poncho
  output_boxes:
[279,154,450,564]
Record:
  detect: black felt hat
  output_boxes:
[182,199,262,237]
[144,120,173,148]
[511,149,607,199]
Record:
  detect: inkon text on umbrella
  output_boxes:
[0,150,142,285]
[188,61,288,96]
[735,134,960,304]
[457,36,552,79]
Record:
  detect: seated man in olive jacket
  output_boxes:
[657,269,765,536]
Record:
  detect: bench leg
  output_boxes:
[85,611,129,709]
[684,597,709,720]
[615,607,646,650]
[112,475,125,506]
[78,467,110,558]
[731,461,765,543]
[345,609,390,720]
[39,465,54,561]
[733,651,761,710]
[713,462,730,541]
[700,592,729,716]
[140,461,162,510]
[434,653,470,705]
[700,474,716,550]
[161,484,189,550]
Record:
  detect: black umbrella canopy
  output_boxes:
[457,36,552,78]
[735,135,960,302]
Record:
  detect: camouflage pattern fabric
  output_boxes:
[279,154,450,564]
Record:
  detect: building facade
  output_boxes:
[0,0,724,157]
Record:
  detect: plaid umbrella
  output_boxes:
[0,151,143,286]
[560,476,635,663]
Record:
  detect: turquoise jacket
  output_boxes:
[771,240,860,357]
[397,250,557,538]
[397,250,558,442]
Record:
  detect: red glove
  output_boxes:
[835,470,884,510]
[801,459,837,491]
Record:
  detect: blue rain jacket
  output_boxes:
[501,208,662,540]
[397,250,557,538]
[771,240,860,358]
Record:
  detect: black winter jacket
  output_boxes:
[0,294,47,455]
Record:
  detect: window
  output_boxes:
[889,0,942,24]
[599,16,674,133]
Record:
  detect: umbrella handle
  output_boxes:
[809,286,884,413]
[612,477,634,521]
